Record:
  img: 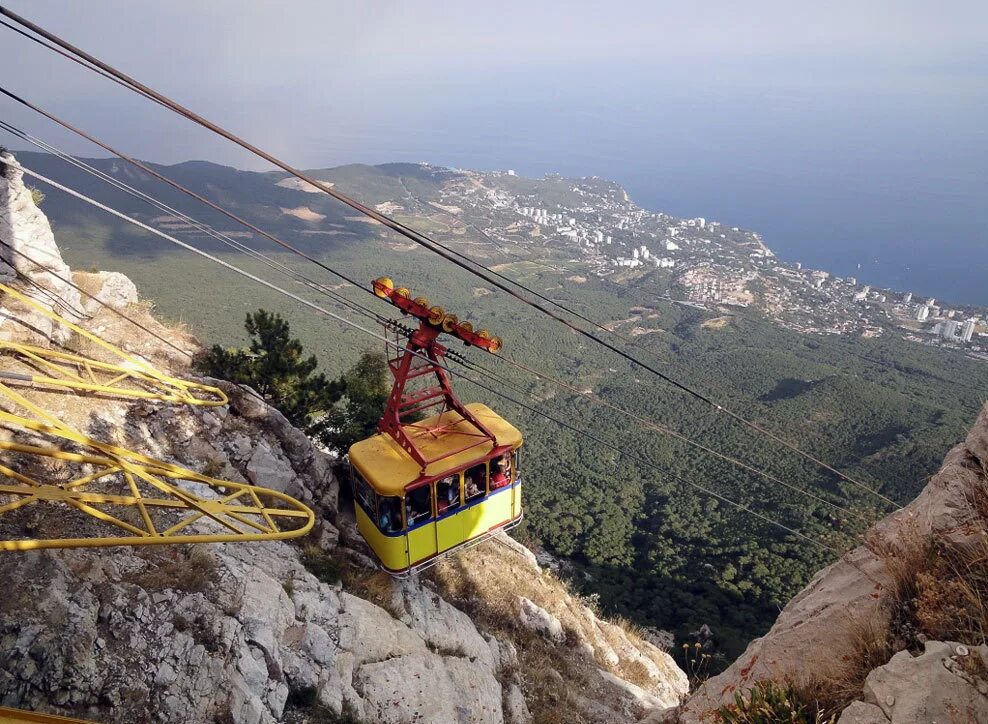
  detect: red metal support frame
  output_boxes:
[379,320,497,469]
[371,277,502,471]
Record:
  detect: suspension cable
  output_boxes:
[448,350,872,524]
[0,9,895,506]
[0,239,195,359]
[11,161,843,553]
[0,120,387,329]
[3,123,875,522]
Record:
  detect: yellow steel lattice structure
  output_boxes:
[0,382,314,551]
[0,284,314,551]
[0,282,226,406]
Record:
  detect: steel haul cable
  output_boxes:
[0,238,195,359]
[0,120,388,328]
[3,124,871,524]
[11,162,841,553]
[0,7,898,508]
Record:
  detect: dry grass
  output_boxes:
[130,545,218,593]
[340,565,399,616]
[426,539,662,724]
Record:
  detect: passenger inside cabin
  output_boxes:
[378,497,401,533]
[490,455,511,490]
[405,486,432,527]
[465,464,486,501]
[436,476,460,514]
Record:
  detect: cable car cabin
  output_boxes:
[349,402,523,576]
[348,277,523,576]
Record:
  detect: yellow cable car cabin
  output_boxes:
[348,277,523,576]
[350,402,522,575]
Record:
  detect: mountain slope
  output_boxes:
[0,150,688,723]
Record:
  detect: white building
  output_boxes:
[916,305,930,321]
[943,320,960,339]
[962,319,976,343]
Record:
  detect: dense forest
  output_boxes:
[36,154,988,668]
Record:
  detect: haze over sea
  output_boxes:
[277,71,988,308]
[3,2,985,306]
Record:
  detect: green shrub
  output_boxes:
[716,680,836,724]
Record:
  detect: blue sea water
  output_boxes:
[283,71,988,307]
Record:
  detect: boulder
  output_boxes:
[859,640,988,723]
[516,596,564,643]
[78,271,139,313]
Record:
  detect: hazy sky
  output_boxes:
[2,1,985,170]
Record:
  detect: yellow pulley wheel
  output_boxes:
[413,296,430,308]
[488,336,503,353]
[458,321,473,334]
[394,287,411,299]
[373,277,394,298]
[428,306,445,325]
[477,330,491,340]
[441,313,459,333]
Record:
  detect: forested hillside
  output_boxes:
[22,151,987,665]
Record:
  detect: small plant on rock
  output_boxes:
[716,680,836,724]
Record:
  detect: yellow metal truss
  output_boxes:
[0,282,226,406]
[0,284,315,551]
[0,383,314,551]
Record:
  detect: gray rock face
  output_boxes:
[683,403,988,720]
[0,152,82,340]
[837,701,889,724]
[854,641,988,723]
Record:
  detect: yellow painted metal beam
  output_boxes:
[0,282,226,407]
[0,284,315,551]
[0,706,96,723]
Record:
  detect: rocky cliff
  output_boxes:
[0,151,688,723]
[681,400,988,722]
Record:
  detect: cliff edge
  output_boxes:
[682,399,988,722]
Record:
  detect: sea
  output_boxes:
[292,73,988,308]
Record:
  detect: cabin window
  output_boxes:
[405,485,433,528]
[377,495,402,534]
[353,470,375,514]
[465,462,487,502]
[436,475,461,515]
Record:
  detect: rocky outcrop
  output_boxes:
[682,403,988,721]
[836,641,988,723]
[75,270,139,313]
[0,151,82,341]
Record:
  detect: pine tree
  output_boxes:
[317,350,390,456]
[197,310,341,432]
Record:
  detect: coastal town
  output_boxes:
[400,167,988,362]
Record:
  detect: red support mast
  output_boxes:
[372,277,503,471]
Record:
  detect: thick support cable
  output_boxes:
[1,124,873,525]
[0,120,387,328]
[15,162,838,553]
[0,8,896,507]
